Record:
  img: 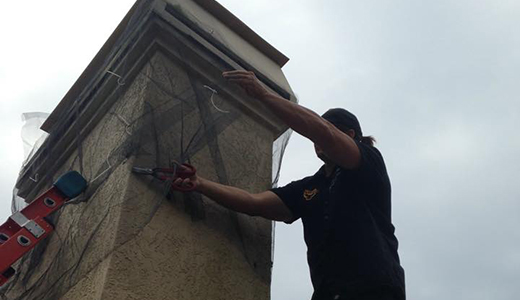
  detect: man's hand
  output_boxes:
[223,70,272,100]
[173,174,200,191]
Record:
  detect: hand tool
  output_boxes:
[132,163,197,192]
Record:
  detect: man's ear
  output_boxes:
[346,129,356,139]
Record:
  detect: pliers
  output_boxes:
[132,163,197,192]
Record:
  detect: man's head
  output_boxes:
[322,108,363,140]
[315,108,375,164]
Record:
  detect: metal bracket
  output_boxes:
[10,212,46,239]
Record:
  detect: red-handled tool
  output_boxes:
[132,163,197,192]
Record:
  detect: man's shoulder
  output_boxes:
[354,141,387,171]
[277,174,314,189]
[356,141,384,159]
[272,167,325,192]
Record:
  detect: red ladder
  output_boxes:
[0,171,87,286]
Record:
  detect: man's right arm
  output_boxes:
[175,176,294,222]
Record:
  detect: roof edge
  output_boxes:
[193,0,289,67]
[41,0,290,133]
[41,0,146,132]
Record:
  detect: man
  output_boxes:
[174,70,405,300]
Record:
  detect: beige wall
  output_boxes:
[4,49,276,300]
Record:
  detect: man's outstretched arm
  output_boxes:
[174,175,293,222]
[223,70,361,170]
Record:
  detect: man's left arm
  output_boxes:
[223,70,361,169]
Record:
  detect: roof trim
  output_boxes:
[192,0,289,67]
[41,0,290,133]
[41,0,145,132]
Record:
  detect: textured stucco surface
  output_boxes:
[3,47,277,300]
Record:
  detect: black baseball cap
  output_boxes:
[322,108,363,140]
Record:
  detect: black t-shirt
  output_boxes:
[271,141,405,299]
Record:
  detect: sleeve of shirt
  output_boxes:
[270,179,305,224]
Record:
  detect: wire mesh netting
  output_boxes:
[2,1,293,299]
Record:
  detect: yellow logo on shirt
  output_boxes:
[303,188,319,201]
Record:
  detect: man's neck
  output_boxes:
[324,163,336,177]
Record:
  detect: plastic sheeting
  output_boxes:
[21,112,50,165]
[11,112,50,213]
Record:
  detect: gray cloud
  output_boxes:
[1,0,519,299]
[219,0,520,299]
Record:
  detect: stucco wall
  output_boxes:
[3,48,275,300]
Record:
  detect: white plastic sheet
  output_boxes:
[21,112,50,165]
[11,112,50,213]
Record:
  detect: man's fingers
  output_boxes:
[174,178,192,187]
[227,78,252,84]
[223,70,269,99]
[223,74,254,81]
[223,72,256,81]
[223,70,252,77]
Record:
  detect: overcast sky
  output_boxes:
[1,1,520,299]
